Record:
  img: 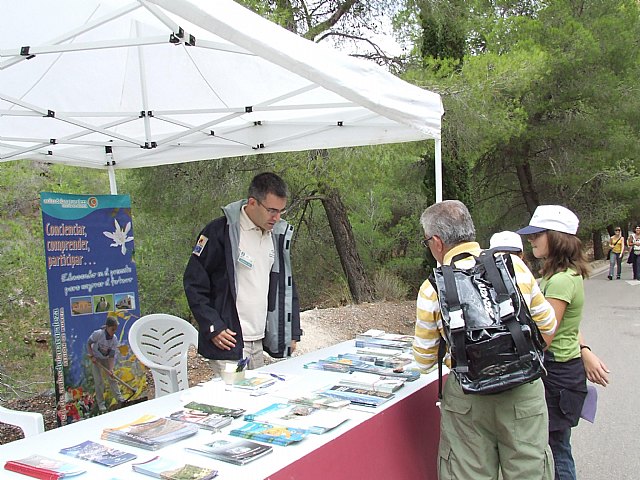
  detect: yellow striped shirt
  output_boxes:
[413,242,557,372]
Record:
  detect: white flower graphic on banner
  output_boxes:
[103,218,134,255]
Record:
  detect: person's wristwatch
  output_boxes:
[580,345,591,352]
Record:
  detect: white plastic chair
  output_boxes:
[128,314,198,398]
[0,405,45,438]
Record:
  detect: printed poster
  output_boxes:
[40,192,146,425]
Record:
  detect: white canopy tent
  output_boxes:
[0,0,444,199]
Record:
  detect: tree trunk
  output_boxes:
[320,187,375,303]
[515,160,540,215]
[592,230,604,260]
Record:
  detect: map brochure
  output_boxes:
[229,421,309,446]
[131,456,218,479]
[4,454,86,479]
[186,438,273,466]
[59,440,137,467]
[243,402,350,434]
[182,401,245,418]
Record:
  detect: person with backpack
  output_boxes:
[414,200,558,480]
[517,205,610,480]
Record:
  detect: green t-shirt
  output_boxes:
[539,269,584,362]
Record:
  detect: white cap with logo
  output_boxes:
[516,205,579,235]
[489,231,524,252]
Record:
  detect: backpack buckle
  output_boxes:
[449,309,465,330]
[498,299,514,317]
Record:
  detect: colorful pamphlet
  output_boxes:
[131,456,218,479]
[186,438,273,465]
[4,454,86,479]
[59,440,137,467]
[232,375,277,390]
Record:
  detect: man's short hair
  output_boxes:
[248,172,288,200]
[420,200,476,246]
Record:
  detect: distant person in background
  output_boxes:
[517,205,609,480]
[489,230,524,258]
[627,226,640,280]
[184,172,301,377]
[607,227,625,280]
[87,315,125,413]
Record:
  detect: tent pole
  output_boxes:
[108,164,118,195]
[435,138,442,203]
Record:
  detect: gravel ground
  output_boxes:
[0,300,416,444]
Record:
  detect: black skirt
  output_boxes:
[543,353,587,432]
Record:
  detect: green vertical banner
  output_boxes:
[40,192,146,424]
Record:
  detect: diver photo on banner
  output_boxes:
[40,192,146,425]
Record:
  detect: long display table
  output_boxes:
[0,340,442,479]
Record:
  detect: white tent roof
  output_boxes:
[0,0,443,173]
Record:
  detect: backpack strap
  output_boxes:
[437,333,446,401]
[441,264,469,374]
[478,251,532,363]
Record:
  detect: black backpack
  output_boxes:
[432,249,546,396]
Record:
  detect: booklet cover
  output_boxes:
[60,440,137,467]
[186,438,273,466]
[229,421,309,446]
[4,454,86,479]
[132,456,218,479]
[244,402,350,434]
[101,415,198,450]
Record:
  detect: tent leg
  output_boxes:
[108,164,118,195]
[434,138,442,203]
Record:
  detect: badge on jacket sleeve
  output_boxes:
[192,235,208,256]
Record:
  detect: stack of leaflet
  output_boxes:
[229,421,309,446]
[287,394,351,410]
[319,385,395,408]
[305,355,420,381]
[168,410,233,432]
[338,371,406,393]
[101,415,198,450]
[354,329,414,351]
[243,402,350,434]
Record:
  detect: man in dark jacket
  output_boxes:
[184,172,301,376]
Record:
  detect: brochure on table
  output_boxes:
[0,340,440,480]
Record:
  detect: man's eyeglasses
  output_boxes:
[421,236,434,248]
[255,198,287,216]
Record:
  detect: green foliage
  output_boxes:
[0,162,110,398]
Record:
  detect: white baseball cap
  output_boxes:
[489,231,524,252]
[516,205,579,235]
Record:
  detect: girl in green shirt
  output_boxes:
[518,205,609,480]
